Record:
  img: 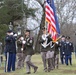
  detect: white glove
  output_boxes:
[13,34,17,37]
[30,40,32,43]
[63,52,64,54]
[10,32,13,35]
[56,41,58,44]
[21,48,23,51]
[22,40,26,44]
[64,55,65,58]
[20,37,24,41]
[51,45,54,48]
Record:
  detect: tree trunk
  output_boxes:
[35,6,45,53]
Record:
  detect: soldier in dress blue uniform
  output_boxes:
[5,30,16,72]
[59,35,66,64]
[64,36,73,65]
[23,30,38,74]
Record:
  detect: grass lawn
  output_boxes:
[0,54,76,75]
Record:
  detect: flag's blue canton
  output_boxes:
[46,0,60,35]
[47,0,52,6]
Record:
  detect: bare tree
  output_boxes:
[54,0,76,47]
[24,0,76,51]
[55,0,76,34]
[35,0,76,51]
[34,0,45,52]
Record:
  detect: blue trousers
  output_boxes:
[7,53,16,72]
[65,55,72,65]
[60,54,65,64]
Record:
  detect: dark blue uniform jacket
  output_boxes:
[5,35,16,53]
[64,42,73,55]
[59,41,65,55]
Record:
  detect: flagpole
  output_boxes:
[44,0,46,29]
[44,0,47,33]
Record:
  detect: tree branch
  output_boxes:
[31,26,40,31]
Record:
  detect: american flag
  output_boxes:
[45,0,60,42]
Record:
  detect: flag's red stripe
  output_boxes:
[46,5,56,30]
[45,1,57,41]
[46,5,54,16]
[46,17,51,23]
[46,18,56,32]
[46,11,56,24]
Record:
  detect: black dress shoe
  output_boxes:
[26,72,31,74]
[70,64,72,66]
[44,68,47,72]
[48,69,51,72]
[66,64,68,66]
[34,67,38,73]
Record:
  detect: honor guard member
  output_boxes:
[0,42,2,67]
[65,36,73,65]
[59,35,66,64]
[39,27,47,72]
[54,42,59,69]
[39,27,54,72]
[5,30,16,72]
[54,36,62,69]
[16,35,24,69]
[46,38,55,72]
[24,30,38,74]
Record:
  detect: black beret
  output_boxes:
[62,35,65,38]
[42,27,47,30]
[66,36,70,39]
[7,30,13,33]
[26,29,30,33]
